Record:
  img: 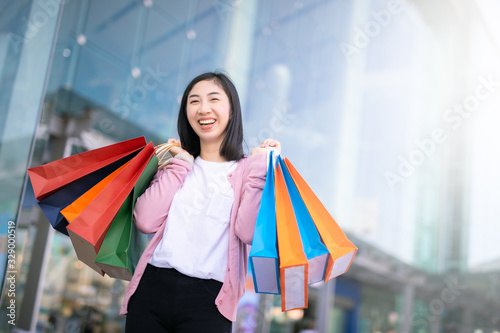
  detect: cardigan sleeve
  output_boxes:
[133,158,192,234]
[234,153,268,245]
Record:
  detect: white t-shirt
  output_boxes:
[149,156,237,282]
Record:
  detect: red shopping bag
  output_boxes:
[28,137,146,200]
[274,162,308,311]
[66,143,155,275]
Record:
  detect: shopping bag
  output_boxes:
[275,162,308,311]
[61,162,130,223]
[28,136,146,200]
[277,155,329,285]
[249,150,280,294]
[94,154,158,280]
[284,158,357,281]
[37,153,137,236]
[66,142,155,275]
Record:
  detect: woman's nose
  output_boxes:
[198,101,211,113]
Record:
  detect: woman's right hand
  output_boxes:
[167,138,187,157]
[167,138,194,166]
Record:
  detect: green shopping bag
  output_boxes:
[94,154,158,280]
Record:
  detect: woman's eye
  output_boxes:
[190,100,199,104]
[211,98,219,102]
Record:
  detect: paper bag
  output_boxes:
[275,162,308,311]
[249,150,280,294]
[66,143,155,274]
[28,137,146,200]
[94,154,158,280]
[278,155,329,284]
[284,158,357,281]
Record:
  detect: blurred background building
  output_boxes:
[1,0,500,332]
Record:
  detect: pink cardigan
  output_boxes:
[119,153,267,321]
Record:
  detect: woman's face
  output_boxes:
[186,79,231,146]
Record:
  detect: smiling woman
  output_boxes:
[122,72,281,333]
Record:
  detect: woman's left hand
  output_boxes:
[251,139,281,155]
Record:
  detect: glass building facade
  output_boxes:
[1,0,500,332]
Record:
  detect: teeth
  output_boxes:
[199,119,215,125]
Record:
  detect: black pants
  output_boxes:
[125,264,232,333]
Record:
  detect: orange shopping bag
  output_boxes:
[277,155,329,285]
[61,162,130,223]
[274,162,308,311]
[284,158,357,282]
[66,143,155,275]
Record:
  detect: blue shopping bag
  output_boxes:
[249,150,280,294]
[37,152,137,235]
[277,155,329,284]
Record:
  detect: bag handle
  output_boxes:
[266,146,280,169]
[154,142,181,170]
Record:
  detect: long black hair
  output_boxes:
[177,72,244,161]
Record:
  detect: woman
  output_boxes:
[121,72,281,332]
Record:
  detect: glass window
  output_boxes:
[6,0,500,331]
[0,0,61,308]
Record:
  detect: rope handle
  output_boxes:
[154,142,181,170]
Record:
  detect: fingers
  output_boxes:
[251,139,281,155]
[260,139,280,147]
[169,146,181,156]
[167,138,181,146]
[167,138,186,157]
[259,139,281,153]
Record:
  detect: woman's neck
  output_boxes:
[199,140,227,162]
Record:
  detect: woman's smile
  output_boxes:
[198,117,217,129]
